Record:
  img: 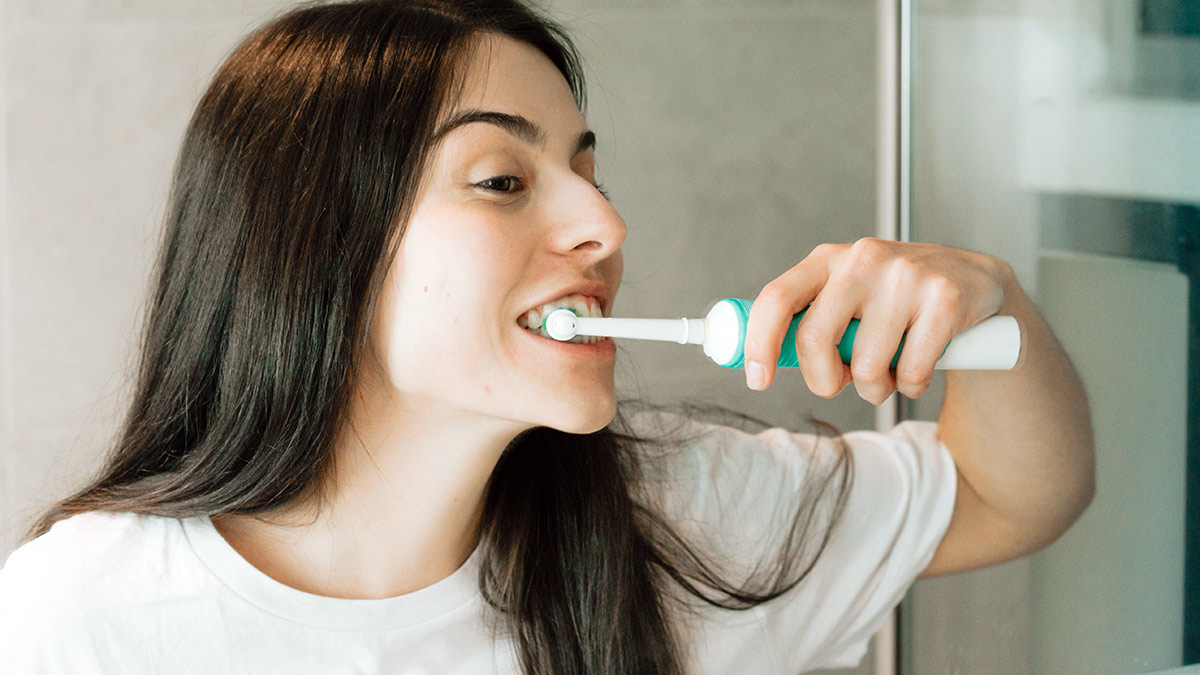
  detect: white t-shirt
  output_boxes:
[0,413,956,674]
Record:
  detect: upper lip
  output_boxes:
[519,281,613,320]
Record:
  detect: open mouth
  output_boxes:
[516,293,608,344]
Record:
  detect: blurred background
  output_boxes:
[0,1,1195,673]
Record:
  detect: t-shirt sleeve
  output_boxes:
[625,410,957,672]
[0,512,176,673]
[776,420,957,670]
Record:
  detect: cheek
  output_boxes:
[375,237,521,394]
[379,293,478,397]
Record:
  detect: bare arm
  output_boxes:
[920,268,1095,577]
[740,238,1096,576]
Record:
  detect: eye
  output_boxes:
[475,175,610,201]
[476,175,523,193]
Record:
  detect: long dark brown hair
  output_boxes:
[21,2,852,673]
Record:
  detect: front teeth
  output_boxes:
[518,293,605,344]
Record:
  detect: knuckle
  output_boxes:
[756,282,789,305]
[800,365,838,399]
[855,383,886,405]
[850,237,888,264]
[897,363,932,391]
[851,355,889,382]
[897,360,929,382]
[811,242,839,258]
[927,277,962,312]
[887,256,919,283]
[795,325,829,354]
[743,337,766,362]
[815,383,841,399]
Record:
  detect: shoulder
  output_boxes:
[618,407,862,554]
[2,510,170,573]
[620,409,956,670]
[0,511,185,621]
[621,405,949,491]
[620,406,955,571]
[620,406,946,495]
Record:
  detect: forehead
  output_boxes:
[447,34,582,128]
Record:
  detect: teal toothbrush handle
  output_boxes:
[717,298,939,370]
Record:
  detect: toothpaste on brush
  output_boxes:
[542,298,1020,370]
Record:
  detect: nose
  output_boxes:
[551,177,626,258]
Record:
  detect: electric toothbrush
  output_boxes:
[543,298,1020,370]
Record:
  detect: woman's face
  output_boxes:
[372,34,626,436]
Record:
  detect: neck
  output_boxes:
[213,392,527,600]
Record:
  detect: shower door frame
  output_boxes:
[872,1,913,674]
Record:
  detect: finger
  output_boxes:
[893,307,958,399]
[743,245,841,390]
[850,298,910,406]
[847,269,915,404]
[838,363,854,395]
[794,272,866,399]
[894,276,971,397]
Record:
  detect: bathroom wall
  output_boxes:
[1,5,882,666]
[547,0,880,448]
[0,0,301,556]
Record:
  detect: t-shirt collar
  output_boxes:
[180,514,482,631]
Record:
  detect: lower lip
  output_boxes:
[515,324,617,357]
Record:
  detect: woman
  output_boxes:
[0,1,1094,673]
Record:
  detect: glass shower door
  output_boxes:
[902,1,1199,673]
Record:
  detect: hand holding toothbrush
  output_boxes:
[542,238,1019,395]
[741,237,1012,403]
[745,240,1092,580]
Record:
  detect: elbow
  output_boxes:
[1070,392,1098,524]
[1013,443,1097,557]
[1033,450,1097,554]
[1075,469,1097,520]
[1050,475,1094,548]
[1066,430,1098,530]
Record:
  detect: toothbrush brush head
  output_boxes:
[543,308,581,341]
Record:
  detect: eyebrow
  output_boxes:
[432,109,597,156]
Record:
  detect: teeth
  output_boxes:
[517,293,605,343]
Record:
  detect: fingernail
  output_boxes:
[746,361,766,390]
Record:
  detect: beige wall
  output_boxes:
[0,0,302,555]
[0,0,880,637]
